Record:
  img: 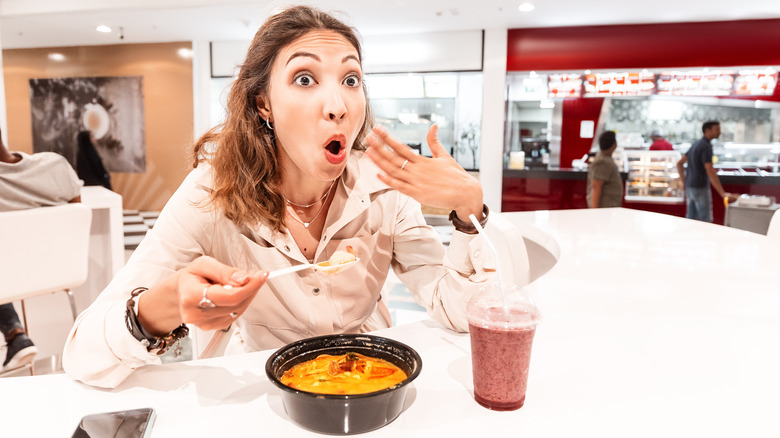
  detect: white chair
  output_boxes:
[768,209,780,240]
[0,203,92,374]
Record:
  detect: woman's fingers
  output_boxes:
[426,124,449,158]
[187,256,254,288]
[369,125,418,161]
[365,125,419,174]
[196,271,268,308]
[178,257,269,326]
[364,123,484,213]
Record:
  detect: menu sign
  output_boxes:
[583,72,655,96]
[733,69,778,96]
[656,70,734,96]
[548,74,582,98]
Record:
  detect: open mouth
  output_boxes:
[325,140,342,155]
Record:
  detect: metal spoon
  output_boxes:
[267,258,360,279]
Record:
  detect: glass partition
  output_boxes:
[366,72,483,170]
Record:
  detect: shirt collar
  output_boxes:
[197,151,390,257]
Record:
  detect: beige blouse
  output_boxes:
[63,151,496,388]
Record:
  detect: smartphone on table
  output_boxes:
[72,407,156,438]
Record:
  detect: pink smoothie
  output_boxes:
[468,307,537,411]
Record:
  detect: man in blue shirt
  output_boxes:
[676,120,738,222]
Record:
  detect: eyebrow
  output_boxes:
[285,52,361,66]
[286,52,319,65]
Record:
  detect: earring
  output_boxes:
[265,118,274,131]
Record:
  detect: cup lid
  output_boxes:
[466,283,541,329]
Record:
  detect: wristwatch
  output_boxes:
[449,204,489,234]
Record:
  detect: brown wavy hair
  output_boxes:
[192,5,373,232]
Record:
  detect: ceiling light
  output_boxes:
[96,25,111,33]
[177,48,193,59]
[518,2,535,12]
[48,53,65,61]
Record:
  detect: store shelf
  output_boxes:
[624,150,684,204]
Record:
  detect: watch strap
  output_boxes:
[449,204,489,234]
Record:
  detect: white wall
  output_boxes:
[479,28,508,212]
[0,21,6,142]
[192,40,212,139]
[362,30,482,74]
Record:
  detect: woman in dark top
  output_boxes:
[76,130,111,190]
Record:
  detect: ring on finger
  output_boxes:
[400,159,409,170]
[199,285,217,308]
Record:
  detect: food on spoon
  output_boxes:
[317,245,358,267]
[280,352,407,394]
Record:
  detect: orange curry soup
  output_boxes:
[280,352,408,395]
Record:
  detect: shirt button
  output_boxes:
[313,288,320,295]
[474,250,481,258]
[323,235,327,241]
[284,245,290,252]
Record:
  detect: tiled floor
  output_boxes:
[2,213,447,377]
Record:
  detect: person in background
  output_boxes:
[676,120,738,222]
[649,129,673,151]
[76,130,112,190]
[0,128,82,371]
[587,130,623,208]
[63,5,493,389]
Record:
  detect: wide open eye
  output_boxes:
[294,73,315,87]
[343,74,361,88]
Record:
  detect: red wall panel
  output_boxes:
[507,19,780,72]
[560,97,604,168]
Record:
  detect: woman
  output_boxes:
[76,130,112,190]
[63,5,492,388]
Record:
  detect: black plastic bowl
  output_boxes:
[265,334,423,435]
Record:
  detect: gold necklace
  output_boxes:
[285,180,336,228]
[283,180,336,208]
[287,200,328,229]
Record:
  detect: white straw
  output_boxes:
[469,214,509,314]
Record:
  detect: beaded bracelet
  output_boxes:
[449,204,489,234]
[124,287,189,356]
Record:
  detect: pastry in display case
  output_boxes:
[624,150,684,203]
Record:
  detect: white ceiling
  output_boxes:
[1,0,780,49]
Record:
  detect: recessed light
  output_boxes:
[177,48,193,59]
[48,53,65,61]
[518,2,535,12]
[96,25,112,33]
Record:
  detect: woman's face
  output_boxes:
[261,30,366,183]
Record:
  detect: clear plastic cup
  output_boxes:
[466,283,541,411]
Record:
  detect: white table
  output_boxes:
[2,208,779,437]
[77,186,124,312]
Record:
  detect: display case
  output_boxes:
[713,142,780,175]
[624,150,684,203]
